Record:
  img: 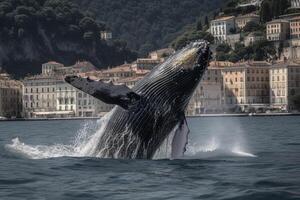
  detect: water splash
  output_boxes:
[6,111,256,160]
[5,109,115,159]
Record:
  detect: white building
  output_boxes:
[291,0,300,8]
[210,16,236,44]
[270,61,300,111]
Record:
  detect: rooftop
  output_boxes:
[212,16,235,22]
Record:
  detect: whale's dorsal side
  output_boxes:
[65,76,141,109]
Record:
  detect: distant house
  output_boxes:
[210,16,236,44]
[266,19,290,41]
[100,31,112,40]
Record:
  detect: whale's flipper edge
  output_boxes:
[65,75,141,110]
[171,117,190,159]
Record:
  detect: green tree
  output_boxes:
[196,19,202,31]
[260,1,271,22]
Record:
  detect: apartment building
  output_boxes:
[266,19,290,41]
[222,62,270,112]
[188,62,224,115]
[210,16,236,44]
[290,16,300,39]
[270,61,300,111]
[0,73,22,118]
[22,76,60,118]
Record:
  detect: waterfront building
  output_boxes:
[76,90,113,117]
[188,62,225,115]
[0,73,22,118]
[210,16,236,44]
[22,76,63,118]
[270,61,300,111]
[266,19,290,41]
[235,14,260,30]
[222,62,270,112]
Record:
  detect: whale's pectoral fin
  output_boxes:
[65,75,141,110]
[171,117,190,159]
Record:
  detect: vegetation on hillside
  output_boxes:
[260,0,290,22]
[216,41,277,62]
[72,0,228,55]
[0,0,137,77]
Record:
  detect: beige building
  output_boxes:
[188,62,225,115]
[270,61,300,111]
[0,73,22,118]
[290,16,300,39]
[222,62,270,112]
[235,14,260,30]
[210,16,236,44]
[266,19,290,41]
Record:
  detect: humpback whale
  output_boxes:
[65,41,211,159]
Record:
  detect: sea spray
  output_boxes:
[6,109,115,159]
[184,117,256,158]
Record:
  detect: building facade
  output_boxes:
[235,14,260,30]
[291,0,300,8]
[188,63,224,115]
[266,20,290,41]
[222,62,270,112]
[210,16,236,44]
[290,16,300,39]
[270,61,300,111]
[0,73,22,118]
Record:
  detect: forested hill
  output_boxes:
[72,0,227,56]
[0,0,137,77]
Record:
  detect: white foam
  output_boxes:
[5,109,115,159]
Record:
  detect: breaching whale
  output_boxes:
[65,41,211,159]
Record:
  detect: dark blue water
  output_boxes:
[0,117,299,200]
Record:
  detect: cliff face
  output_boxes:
[0,0,137,77]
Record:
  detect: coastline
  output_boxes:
[1,113,300,122]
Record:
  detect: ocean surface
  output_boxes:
[0,116,299,200]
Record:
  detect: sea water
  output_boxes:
[0,116,299,199]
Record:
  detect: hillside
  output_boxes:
[0,0,137,77]
[72,0,228,55]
